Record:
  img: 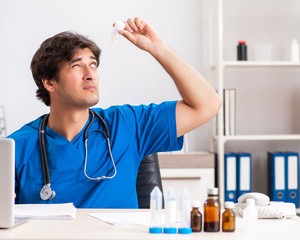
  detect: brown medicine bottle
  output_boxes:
[203,188,221,232]
[222,201,236,232]
[190,200,202,232]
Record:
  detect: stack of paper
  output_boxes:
[14,202,77,220]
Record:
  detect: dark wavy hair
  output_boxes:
[30,31,101,106]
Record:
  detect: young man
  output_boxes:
[9,17,221,208]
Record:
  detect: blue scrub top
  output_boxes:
[9,101,183,208]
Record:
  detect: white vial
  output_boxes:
[163,187,177,234]
[291,39,299,62]
[149,186,163,234]
[111,20,126,42]
[178,187,192,234]
[242,198,258,231]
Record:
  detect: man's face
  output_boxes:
[50,48,99,109]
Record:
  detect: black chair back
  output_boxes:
[136,153,164,208]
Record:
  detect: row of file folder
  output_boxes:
[268,151,299,208]
[223,152,252,203]
[215,151,300,207]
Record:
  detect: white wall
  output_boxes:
[1,0,300,193]
[0,0,211,151]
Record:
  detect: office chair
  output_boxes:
[136,153,164,209]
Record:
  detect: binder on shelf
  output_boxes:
[224,153,237,202]
[214,152,219,188]
[285,152,299,208]
[268,152,286,202]
[223,89,230,136]
[236,152,252,197]
[228,89,236,136]
[223,89,236,136]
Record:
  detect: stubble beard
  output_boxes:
[58,90,100,109]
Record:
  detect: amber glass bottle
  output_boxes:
[190,201,202,232]
[203,188,221,232]
[222,201,236,232]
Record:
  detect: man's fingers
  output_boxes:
[134,17,145,31]
[127,18,138,32]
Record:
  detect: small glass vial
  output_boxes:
[222,201,236,232]
[203,187,221,232]
[191,200,202,232]
[237,41,247,61]
[149,187,163,234]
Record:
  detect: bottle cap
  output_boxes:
[149,227,163,234]
[163,227,177,234]
[111,20,126,42]
[224,201,235,209]
[192,200,201,208]
[178,227,192,234]
[207,187,218,195]
[238,40,246,44]
[114,20,126,31]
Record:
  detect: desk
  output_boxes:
[0,209,299,240]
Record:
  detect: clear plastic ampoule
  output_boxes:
[149,186,163,234]
[163,187,177,234]
[178,187,192,234]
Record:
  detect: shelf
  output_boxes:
[211,0,300,205]
[223,61,300,68]
[220,134,300,142]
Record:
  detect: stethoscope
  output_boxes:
[38,109,117,201]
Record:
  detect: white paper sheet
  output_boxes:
[14,202,77,220]
[88,211,150,226]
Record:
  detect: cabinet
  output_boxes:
[212,0,300,204]
[158,152,214,204]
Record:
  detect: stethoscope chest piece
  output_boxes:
[40,184,56,201]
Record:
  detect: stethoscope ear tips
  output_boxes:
[40,184,56,201]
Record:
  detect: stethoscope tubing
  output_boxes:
[38,109,116,200]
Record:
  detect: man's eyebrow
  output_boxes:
[68,56,97,65]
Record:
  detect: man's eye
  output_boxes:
[90,63,98,69]
[72,64,81,68]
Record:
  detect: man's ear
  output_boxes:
[42,79,55,92]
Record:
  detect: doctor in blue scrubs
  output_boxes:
[9,17,222,208]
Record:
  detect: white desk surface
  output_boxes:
[0,209,299,240]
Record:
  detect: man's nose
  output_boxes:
[83,66,95,81]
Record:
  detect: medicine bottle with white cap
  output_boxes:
[203,187,221,232]
[222,201,235,232]
[242,198,258,227]
[191,200,202,232]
